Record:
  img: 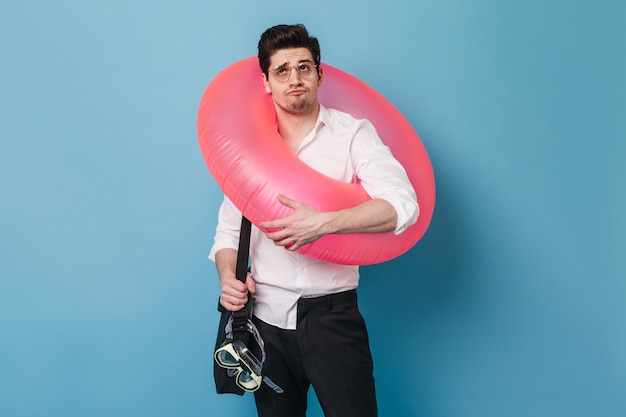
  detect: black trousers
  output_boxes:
[252,290,378,417]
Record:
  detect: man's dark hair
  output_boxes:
[258,24,321,78]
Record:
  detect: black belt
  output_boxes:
[298,289,357,313]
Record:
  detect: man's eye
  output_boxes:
[277,68,287,75]
[299,64,310,72]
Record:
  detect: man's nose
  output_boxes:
[288,68,302,83]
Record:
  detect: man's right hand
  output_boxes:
[215,248,256,311]
[219,271,256,311]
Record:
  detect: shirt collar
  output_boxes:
[292,104,331,155]
[316,104,332,135]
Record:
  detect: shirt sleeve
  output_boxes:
[350,119,420,234]
[208,196,243,262]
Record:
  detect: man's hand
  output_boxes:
[215,248,255,311]
[260,194,332,251]
[219,271,256,311]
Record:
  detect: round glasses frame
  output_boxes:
[269,62,319,83]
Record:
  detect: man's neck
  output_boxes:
[276,103,320,153]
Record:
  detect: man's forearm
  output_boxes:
[214,248,238,281]
[259,195,399,251]
[327,198,397,235]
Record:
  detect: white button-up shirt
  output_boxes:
[209,105,418,329]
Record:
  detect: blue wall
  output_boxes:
[1,1,624,416]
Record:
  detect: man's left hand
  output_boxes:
[259,194,332,251]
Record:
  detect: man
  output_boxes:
[209,24,419,417]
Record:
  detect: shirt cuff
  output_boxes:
[208,197,242,261]
[379,192,420,234]
[208,239,239,262]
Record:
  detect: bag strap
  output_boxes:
[231,216,252,343]
[235,216,252,284]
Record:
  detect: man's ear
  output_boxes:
[317,66,323,87]
[262,73,272,94]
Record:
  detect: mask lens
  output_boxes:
[215,343,240,367]
[237,370,260,390]
[217,349,238,366]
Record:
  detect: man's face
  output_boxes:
[262,47,323,116]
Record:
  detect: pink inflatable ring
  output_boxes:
[197,57,435,265]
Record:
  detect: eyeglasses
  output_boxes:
[214,317,284,393]
[269,62,318,83]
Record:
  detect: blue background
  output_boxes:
[1,1,624,416]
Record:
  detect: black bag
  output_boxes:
[213,305,249,395]
[213,216,252,395]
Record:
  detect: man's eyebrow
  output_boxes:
[272,59,314,69]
